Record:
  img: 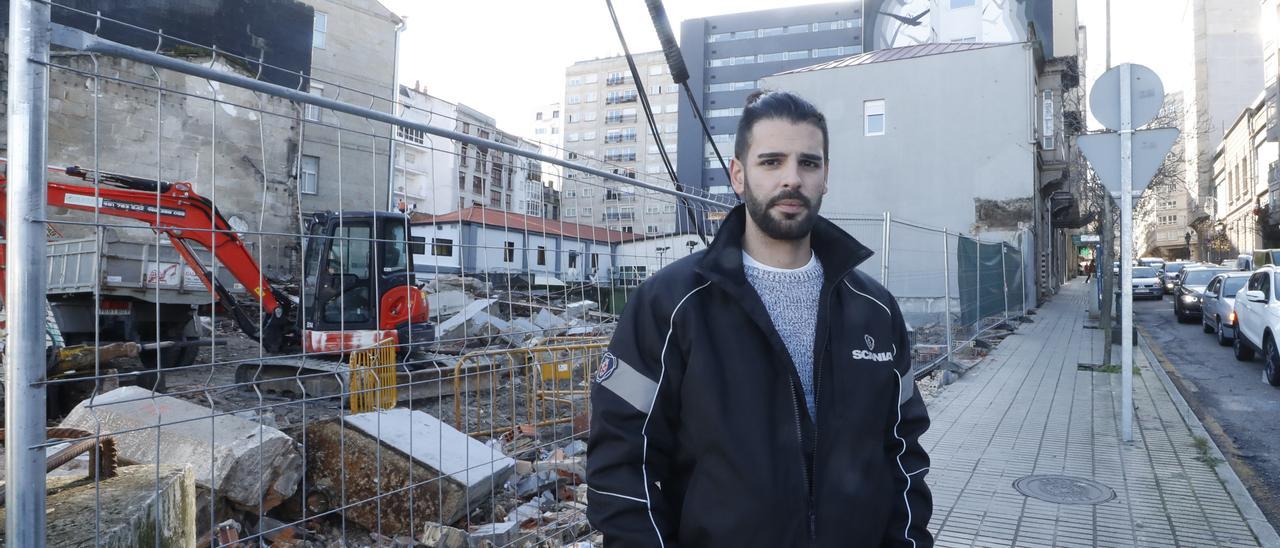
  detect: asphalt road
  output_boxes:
[1134,295,1280,529]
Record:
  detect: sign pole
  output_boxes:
[1119,63,1135,442]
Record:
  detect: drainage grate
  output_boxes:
[1013,475,1116,505]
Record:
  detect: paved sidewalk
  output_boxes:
[922,280,1279,547]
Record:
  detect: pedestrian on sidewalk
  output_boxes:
[1084,259,1094,283]
[588,91,933,547]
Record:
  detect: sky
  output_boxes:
[383,0,1192,137]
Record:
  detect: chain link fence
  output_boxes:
[2,4,1030,546]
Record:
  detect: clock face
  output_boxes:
[874,0,938,49]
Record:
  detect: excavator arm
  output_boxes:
[0,167,294,350]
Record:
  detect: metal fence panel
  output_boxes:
[2,9,1036,546]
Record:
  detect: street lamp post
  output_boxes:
[1184,231,1192,260]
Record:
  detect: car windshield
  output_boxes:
[1132,267,1158,278]
[1222,277,1247,296]
[1182,269,1227,285]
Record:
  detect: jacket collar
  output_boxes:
[696,205,875,289]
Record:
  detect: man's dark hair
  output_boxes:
[733,90,829,162]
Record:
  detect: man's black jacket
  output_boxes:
[587,206,932,547]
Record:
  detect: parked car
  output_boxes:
[1232,265,1280,385]
[1161,261,1195,293]
[1200,271,1250,345]
[1253,249,1280,269]
[1117,266,1164,300]
[1139,257,1167,272]
[1174,267,1231,322]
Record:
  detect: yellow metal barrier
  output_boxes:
[452,340,608,436]
[349,338,398,413]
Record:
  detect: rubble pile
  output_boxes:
[31,273,618,546]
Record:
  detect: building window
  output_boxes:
[537,246,547,266]
[1041,89,1056,150]
[300,155,319,194]
[431,238,453,257]
[536,112,543,121]
[565,207,577,217]
[584,74,598,84]
[591,253,600,269]
[569,252,578,269]
[460,143,469,166]
[313,12,327,49]
[586,92,598,102]
[504,242,515,262]
[708,107,744,118]
[950,0,976,7]
[649,65,664,76]
[398,126,425,145]
[458,173,466,189]
[864,99,885,136]
[305,84,323,121]
[585,112,598,122]
[646,225,660,234]
[552,110,560,118]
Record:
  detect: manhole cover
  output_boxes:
[1013,475,1115,505]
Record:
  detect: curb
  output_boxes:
[1137,328,1280,548]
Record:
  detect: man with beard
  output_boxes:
[587,91,932,547]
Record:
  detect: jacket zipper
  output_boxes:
[784,375,812,537]
[805,268,857,542]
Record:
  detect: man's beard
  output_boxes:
[741,174,822,241]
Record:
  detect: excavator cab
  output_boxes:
[301,211,432,355]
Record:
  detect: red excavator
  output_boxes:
[0,166,434,363]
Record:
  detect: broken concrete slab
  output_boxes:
[428,290,472,319]
[420,521,468,548]
[532,308,568,336]
[500,317,542,346]
[304,408,515,536]
[535,454,586,481]
[436,298,499,341]
[469,520,519,547]
[0,464,196,547]
[562,300,599,319]
[59,386,302,512]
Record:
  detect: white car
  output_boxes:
[1200,272,1250,345]
[1232,265,1280,385]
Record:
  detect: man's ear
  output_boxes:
[822,162,830,195]
[730,157,746,195]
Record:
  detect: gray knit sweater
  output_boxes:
[743,251,824,420]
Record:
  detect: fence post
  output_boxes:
[1001,243,1010,322]
[881,211,892,284]
[942,229,954,363]
[6,1,51,545]
[975,237,982,330]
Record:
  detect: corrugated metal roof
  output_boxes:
[409,207,641,244]
[778,42,1014,75]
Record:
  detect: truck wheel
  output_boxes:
[138,317,200,369]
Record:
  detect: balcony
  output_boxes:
[602,212,636,222]
[606,76,629,86]
[606,93,638,105]
[604,134,637,143]
[605,115,638,125]
[603,154,636,163]
[605,190,637,203]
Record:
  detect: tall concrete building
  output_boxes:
[675,2,865,215]
[298,0,401,214]
[561,51,681,235]
[1264,0,1280,210]
[1186,0,1264,210]
[530,102,565,219]
[1135,93,1196,259]
[1214,94,1274,255]
[391,83,458,214]
[448,105,544,216]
